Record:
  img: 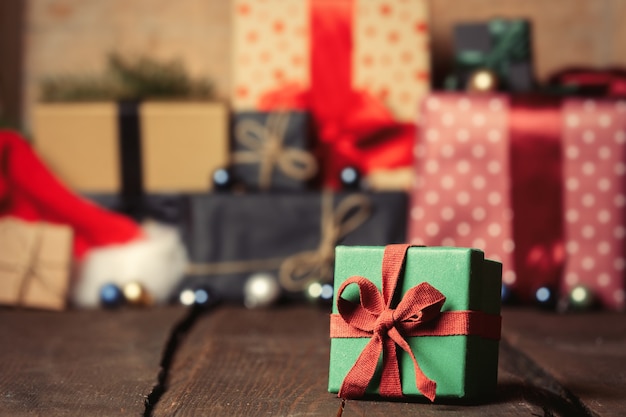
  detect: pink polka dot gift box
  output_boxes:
[409,93,626,311]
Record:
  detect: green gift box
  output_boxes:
[328,245,502,401]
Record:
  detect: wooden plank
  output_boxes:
[0,306,186,416]
[153,305,547,417]
[503,308,626,417]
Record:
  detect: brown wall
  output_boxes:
[18,0,626,132]
[0,0,25,128]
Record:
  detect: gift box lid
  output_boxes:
[328,245,502,400]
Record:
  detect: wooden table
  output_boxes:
[1,305,624,417]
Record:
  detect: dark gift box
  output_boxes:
[231,111,318,191]
[181,192,408,301]
[448,19,534,92]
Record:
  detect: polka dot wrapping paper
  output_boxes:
[409,94,626,310]
[232,0,430,123]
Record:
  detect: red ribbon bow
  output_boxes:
[336,244,444,401]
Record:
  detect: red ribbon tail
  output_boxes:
[338,336,383,399]
[378,338,403,398]
[389,328,437,402]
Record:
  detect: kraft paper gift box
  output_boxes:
[33,101,229,194]
[328,245,502,400]
[0,217,73,310]
[409,93,626,310]
[232,0,430,189]
[231,111,317,191]
[181,192,407,301]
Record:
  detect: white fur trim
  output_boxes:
[72,221,188,308]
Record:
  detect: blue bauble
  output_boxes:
[212,167,233,191]
[500,283,513,304]
[100,283,124,308]
[534,286,557,310]
[339,166,361,190]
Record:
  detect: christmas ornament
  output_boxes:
[122,281,152,306]
[568,285,596,311]
[339,166,361,190]
[467,69,499,92]
[179,287,219,308]
[306,281,334,304]
[243,273,281,309]
[534,286,557,310]
[500,283,513,304]
[99,283,124,308]
[211,167,233,191]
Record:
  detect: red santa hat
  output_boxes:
[0,130,187,307]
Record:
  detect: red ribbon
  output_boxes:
[258,0,415,189]
[330,244,501,401]
[549,68,626,97]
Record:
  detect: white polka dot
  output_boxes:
[440,176,455,190]
[427,97,440,110]
[426,222,439,236]
[598,178,611,191]
[566,145,579,159]
[441,206,455,221]
[489,98,503,111]
[583,130,595,144]
[472,175,486,189]
[487,130,501,143]
[597,241,610,254]
[472,207,486,221]
[582,257,595,270]
[457,222,471,236]
[598,210,611,223]
[411,206,424,220]
[488,223,502,237]
[566,114,579,127]
[615,194,626,207]
[472,238,486,250]
[472,144,486,159]
[425,190,440,204]
[456,160,470,174]
[426,128,439,142]
[613,289,625,303]
[414,144,425,159]
[458,98,471,111]
[503,270,516,284]
[472,114,486,126]
[614,162,626,176]
[598,273,611,287]
[583,162,595,175]
[442,113,455,126]
[411,237,424,245]
[457,191,470,205]
[598,146,611,159]
[614,257,625,271]
[441,237,455,246]
[488,192,501,205]
[425,160,439,174]
[441,144,455,158]
[598,114,612,127]
[503,239,515,253]
[566,178,579,191]
[618,101,626,112]
[583,100,596,112]
[582,225,595,239]
[566,209,579,223]
[614,226,625,239]
[487,161,501,174]
[565,272,579,286]
[582,193,595,207]
[615,130,626,144]
[566,240,579,254]
[456,129,470,142]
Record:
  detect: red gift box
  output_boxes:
[409,93,626,310]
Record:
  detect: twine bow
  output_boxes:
[233,112,318,190]
[336,244,445,401]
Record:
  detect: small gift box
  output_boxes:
[231,111,318,191]
[328,245,502,400]
[181,192,407,300]
[0,217,73,310]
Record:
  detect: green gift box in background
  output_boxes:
[328,245,502,401]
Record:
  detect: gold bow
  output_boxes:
[232,112,318,190]
[186,192,372,292]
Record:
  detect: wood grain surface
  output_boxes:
[0,306,185,416]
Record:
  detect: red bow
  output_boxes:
[335,244,444,401]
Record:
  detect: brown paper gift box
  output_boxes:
[0,217,73,310]
[32,101,229,193]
